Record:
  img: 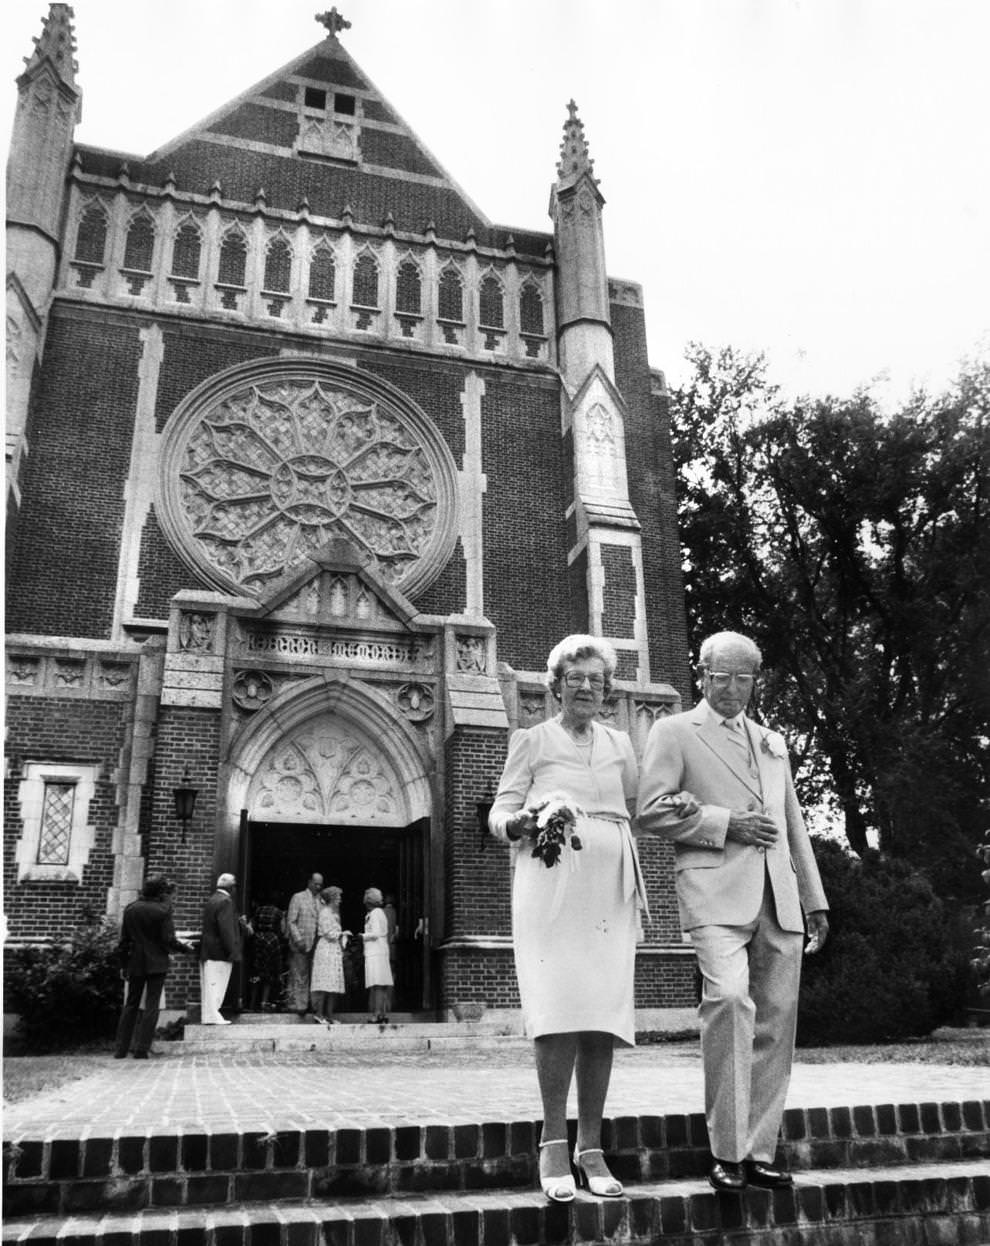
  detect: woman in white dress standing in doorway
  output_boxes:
[361,887,393,1023]
[489,635,645,1203]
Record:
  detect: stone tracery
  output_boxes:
[161,364,458,598]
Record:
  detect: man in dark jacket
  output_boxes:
[199,872,244,1024]
[114,875,191,1058]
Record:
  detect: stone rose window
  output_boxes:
[157,359,459,599]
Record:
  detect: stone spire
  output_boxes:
[555,99,597,191]
[19,2,79,91]
[549,101,648,680]
[549,99,612,379]
[6,4,82,507]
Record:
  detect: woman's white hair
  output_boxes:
[698,631,763,670]
[363,887,383,906]
[545,633,617,687]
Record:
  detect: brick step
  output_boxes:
[3,1161,988,1246]
[5,1100,988,1217]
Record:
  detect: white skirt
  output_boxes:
[512,814,638,1045]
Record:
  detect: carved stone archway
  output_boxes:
[224,673,432,830]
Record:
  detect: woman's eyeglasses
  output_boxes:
[562,672,606,689]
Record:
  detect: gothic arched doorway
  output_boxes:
[224,675,434,1013]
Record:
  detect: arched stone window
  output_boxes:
[519,281,544,335]
[308,245,336,301]
[479,273,504,329]
[438,266,463,322]
[171,220,203,279]
[218,228,248,286]
[395,260,422,315]
[74,201,108,265]
[352,252,379,308]
[263,236,292,293]
[123,212,155,271]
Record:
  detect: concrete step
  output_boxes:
[181,1017,529,1054]
[3,1161,988,1246]
[5,1098,987,1218]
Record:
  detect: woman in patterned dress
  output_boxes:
[310,886,348,1024]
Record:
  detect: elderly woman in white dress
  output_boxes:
[489,635,645,1203]
[362,887,394,1023]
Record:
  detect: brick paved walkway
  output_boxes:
[5,1042,988,1139]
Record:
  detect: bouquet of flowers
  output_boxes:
[530,793,583,868]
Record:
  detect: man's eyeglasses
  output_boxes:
[562,672,607,689]
[705,671,757,689]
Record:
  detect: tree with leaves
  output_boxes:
[668,344,990,898]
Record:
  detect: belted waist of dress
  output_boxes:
[547,811,650,923]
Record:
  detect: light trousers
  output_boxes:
[199,960,233,1024]
[690,875,804,1163]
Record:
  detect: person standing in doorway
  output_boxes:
[638,631,829,1192]
[199,873,244,1025]
[310,886,348,1024]
[286,872,323,1016]
[361,887,393,1024]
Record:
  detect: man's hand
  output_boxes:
[804,910,829,955]
[726,810,779,847]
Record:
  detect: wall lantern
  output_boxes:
[475,782,495,852]
[172,766,199,843]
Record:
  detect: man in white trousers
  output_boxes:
[638,631,829,1192]
[198,873,243,1024]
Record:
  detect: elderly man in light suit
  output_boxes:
[638,631,829,1192]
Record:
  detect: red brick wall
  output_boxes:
[144,706,226,1008]
[3,696,127,940]
[5,307,142,638]
[443,728,512,938]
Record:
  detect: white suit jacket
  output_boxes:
[637,702,828,933]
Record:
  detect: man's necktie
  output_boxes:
[724,719,759,777]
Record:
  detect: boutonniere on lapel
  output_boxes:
[758,729,785,759]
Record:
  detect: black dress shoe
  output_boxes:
[746,1160,793,1188]
[709,1159,747,1191]
[132,1051,149,1060]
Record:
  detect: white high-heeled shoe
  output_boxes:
[538,1139,576,1203]
[573,1147,623,1197]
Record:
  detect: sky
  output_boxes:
[4,0,989,408]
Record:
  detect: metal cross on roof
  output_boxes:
[315,8,351,36]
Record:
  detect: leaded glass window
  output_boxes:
[353,253,379,307]
[396,260,422,314]
[218,229,247,286]
[37,781,74,866]
[74,202,108,264]
[438,267,463,321]
[123,213,155,271]
[520,282,544,335]
[264,237,292,293]
[171,221,202,279]
[479,274,504,328]
[308,246,336,301]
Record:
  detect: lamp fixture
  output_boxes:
[172,765,199,843]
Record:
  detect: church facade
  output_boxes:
[5,5,695,1017]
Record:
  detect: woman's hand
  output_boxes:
[507,809,539,841]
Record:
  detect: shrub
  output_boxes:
[797,838,969,1045]
[5,913,122,1052]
